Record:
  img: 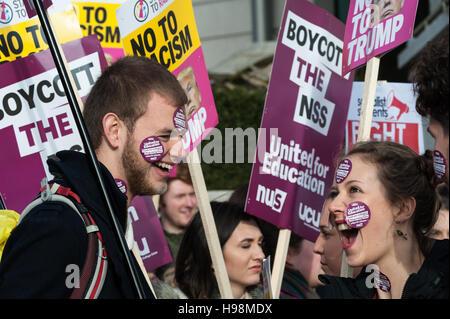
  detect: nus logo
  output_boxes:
[255,184,288,213]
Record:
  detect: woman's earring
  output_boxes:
[396,230,408,240]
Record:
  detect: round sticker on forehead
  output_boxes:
[140,136,164,162]
[345,201,371,229]
[173,108,187,133]
[115,179,127,194]
[433,150,447,180]
[335,159,352,184]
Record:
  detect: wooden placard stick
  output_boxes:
[186,148,234,298]
[152,195,160,211]
[132,244,157,298]
[270,228,291,299]
[340,56,381,279]
[357,57,381,142]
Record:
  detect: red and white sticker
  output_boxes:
[433,150,447,180]
[336,159,352,184]
[140,137,164,162]
[115,179,127,194]
[345,201,370,229]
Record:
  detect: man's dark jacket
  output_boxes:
[0,150,154,299]
[317,239,449,299]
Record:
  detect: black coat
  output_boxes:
[0,150,154,299]
[317,239,449,299]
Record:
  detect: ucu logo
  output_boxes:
[298,202,320,228]
[255,184,288,213]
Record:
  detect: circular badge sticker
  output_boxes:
[433,150,447,180]
[115,179,127,194]
[140,136,164,162]
[173,107,187,133]
[345,201,371,229]
[336,159,352,184]
[375,271,391,292]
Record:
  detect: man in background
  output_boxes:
[154,163,197,286]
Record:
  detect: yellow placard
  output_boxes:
[72,2,123,48]
[122,0,201,71]
[0,9,83,64]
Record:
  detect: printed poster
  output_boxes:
[0,35,108,212]
[346,82,424,154]
[128,195,172,272]
[116,0,218,154]
[0,0,83,64]
[245,0,354,242]
[72,0,126,64]
[342,0,418,75]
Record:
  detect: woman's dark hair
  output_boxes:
[346,141,439,255]
[410,32,449,134]
[175,201,262,298]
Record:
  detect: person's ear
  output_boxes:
[102,113,125,149]
[394,197,416,224]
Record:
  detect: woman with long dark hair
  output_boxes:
[175,202,265,299]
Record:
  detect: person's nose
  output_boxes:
[253,244,265,262]
[328,194,348,230]
[313,234,324,255]
[184,194,196,209]
[168,135,186,164]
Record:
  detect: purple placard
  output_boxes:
[128,195,172,272]
[342,0,418,76]
[23,0,53,18]
[245,0,354,242]
[0,35,108,213]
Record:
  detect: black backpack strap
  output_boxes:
[20,179,108,299]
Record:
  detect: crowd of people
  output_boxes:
[0,32,447,299]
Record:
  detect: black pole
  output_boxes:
[32,0,147,299]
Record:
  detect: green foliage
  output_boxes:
[199,82,267,191]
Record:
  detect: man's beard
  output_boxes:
[122,137,168,196]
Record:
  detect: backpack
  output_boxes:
[19,178,108,299]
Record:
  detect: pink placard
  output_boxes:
[343,0,418,75]
[128,195,173,272]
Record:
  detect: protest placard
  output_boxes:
[342,0,419,76]
[116,0,218,154]
[0,0,83,64]
[0,35,108,213]
[128,195,173,272]
[246,0,354,247]
[72,0,125,63]
[245,0,354,297]
[346,82,424,154]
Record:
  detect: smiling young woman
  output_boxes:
[317,141,448,299]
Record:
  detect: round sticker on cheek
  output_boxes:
[345,201,371,229]
[140,136,164,162]
[336,159,352,184]
[115,179,127,194]
[173,108,187,133]
[433,150,447,180]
